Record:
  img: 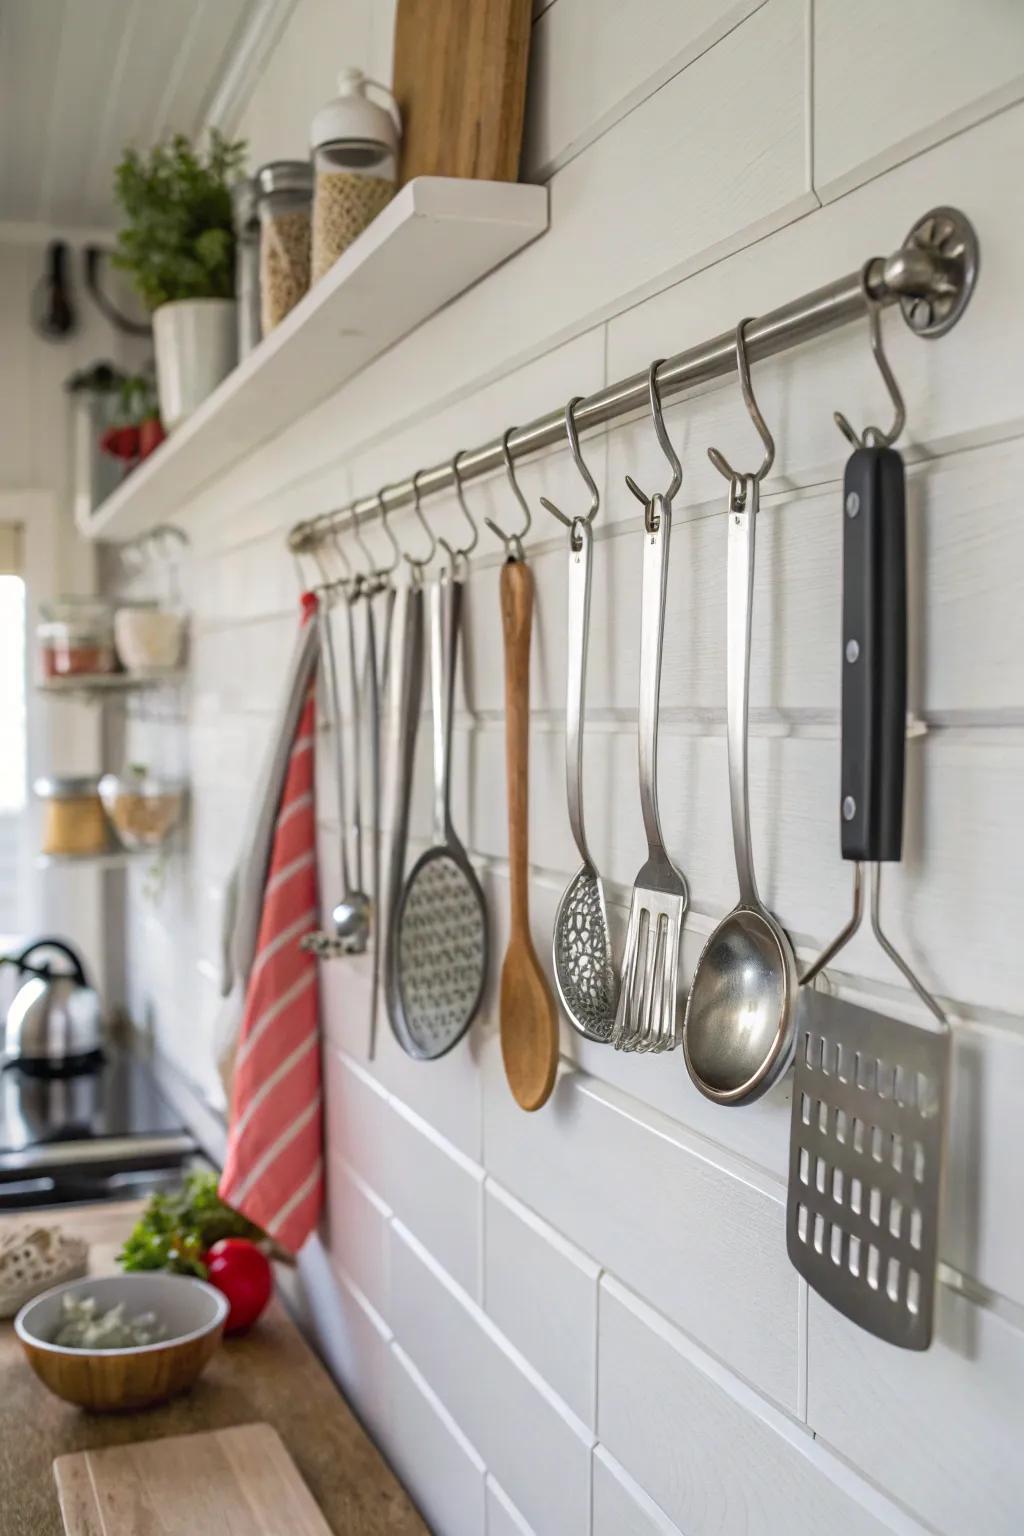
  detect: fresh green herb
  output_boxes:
[118,1170,266,1278]
[112,130,247,310]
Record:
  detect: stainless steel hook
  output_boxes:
[405,468,437,579]
[375,486,402,577]
[624,360,682,532]
[834,262,907,450]
[449,450,479,559]
[540,396,600,551]
[485,427,531,561]
[707,318,775,496]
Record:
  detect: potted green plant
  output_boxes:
[113,130,246,430]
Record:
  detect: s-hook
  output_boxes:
[706,316,775,512]
[449,449,480,566]
[405,468,437,585]
[624,360,682,531]
[540,396,599,553]
[833,261,907,450]
[485,427,532,562]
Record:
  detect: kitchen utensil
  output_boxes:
[2,939,103,1067]
[499,555,559,1109]
[16,1271,227,1411]
[383,584,427,1046]
[787,289,950,1350]
[392,567,488,1058]
[392,0,533,184]
[487,434,559,1110]
[683,322,798,1102]
[546,402,617,1042]
[612,365,688,1053]
[54,1423,333,1535]
[333,580,373,949]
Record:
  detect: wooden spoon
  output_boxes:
[499,558,559,1111]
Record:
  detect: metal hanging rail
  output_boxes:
[287,207,978,555]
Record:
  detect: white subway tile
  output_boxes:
[294,1247,391,1453]
[599,1276,925,1536]
[592,1448,683,1536]
[323,1155,391,1320]
[482,1039,799,1410]
[383,1096,485,1300]
[486,1476,535,1536]
[389,1344,487,1536]
[390,1222,594,1536]
[483,1181,600,1427]
[807,1283,1024,1536]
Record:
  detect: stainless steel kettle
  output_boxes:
[2,939,103,1066]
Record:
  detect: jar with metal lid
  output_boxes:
[232,176,261,358]
[256,160,313,333]
[37,600,116,679]
[310,68,400,284]
[34,776,111,858]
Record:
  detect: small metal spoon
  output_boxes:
[327,583,370,953]
[683,470,798,1103]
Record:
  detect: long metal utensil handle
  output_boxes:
[565,520,594,867]
[840,446,907,863]
[383,586,425,1010]
[440,574,463,843]
[345,590,364,890]
[500,558,534,940]
[726,474,760,907]
[637,497,671,858]
[319,595,352,897]
[428,576,447,842]
[363,592,380,893]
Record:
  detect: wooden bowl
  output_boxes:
[14,1272,228,1411]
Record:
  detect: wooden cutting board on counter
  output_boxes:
[393,0,533,184]
[54,1422,333,1535]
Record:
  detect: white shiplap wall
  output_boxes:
[122,2,1024,1532]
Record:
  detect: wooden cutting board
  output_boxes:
[53,1422,333,1535]
[392,0,533,184]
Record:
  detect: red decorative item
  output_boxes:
[99,423,140,461]
[138,415,166,459]
[204,1237,273,1334]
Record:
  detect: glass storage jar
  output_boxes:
[310,68,400,284]
[232,175,261,358]
[256,160,314,333]
[35,776,110,858]
[100,768,186,851]
[38,600,116,679]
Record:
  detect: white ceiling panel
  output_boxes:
[0,0,268,232]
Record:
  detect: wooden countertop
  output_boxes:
[0,1201,426,1536]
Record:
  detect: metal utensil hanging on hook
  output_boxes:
[612,362,689,1053]
[786,275,950,1350]
[683,320,799,1101]
[545,399,617,1042]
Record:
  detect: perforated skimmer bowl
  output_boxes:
[391,574,488,1059]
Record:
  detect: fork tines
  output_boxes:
[612,888,683,1052]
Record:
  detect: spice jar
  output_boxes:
[38,601,116,679]
[35,776,110,858]
[256,160,314,333]
[232,176,261,358]
[310,68,400,284]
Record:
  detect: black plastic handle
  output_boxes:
[840,445,907,862]
[13,937,89,986]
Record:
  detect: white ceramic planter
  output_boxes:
[152,298,237,431]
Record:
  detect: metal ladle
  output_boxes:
[682,320,798,1104]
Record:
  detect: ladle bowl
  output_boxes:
[331,891,371,953]
[683,904,797,1103]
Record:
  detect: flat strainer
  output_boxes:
[391,572,488,1059]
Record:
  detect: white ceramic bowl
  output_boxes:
[15,1272,228,1410]
[114,607,186,673]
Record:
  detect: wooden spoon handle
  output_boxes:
[500,558,533,938]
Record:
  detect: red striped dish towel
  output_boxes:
[219,617,322,1253]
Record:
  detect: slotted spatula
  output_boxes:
[787,443,950,1351]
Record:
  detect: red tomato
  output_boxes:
[204,1238,273,1334]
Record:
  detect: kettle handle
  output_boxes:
[12,938,89,985]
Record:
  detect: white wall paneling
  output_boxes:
[118,2,1024,1533]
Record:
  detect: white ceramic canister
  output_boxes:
[152,298,237,432]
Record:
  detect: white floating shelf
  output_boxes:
[35,850,147,872]
[37,670,186,699]
[79,177,549,544]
